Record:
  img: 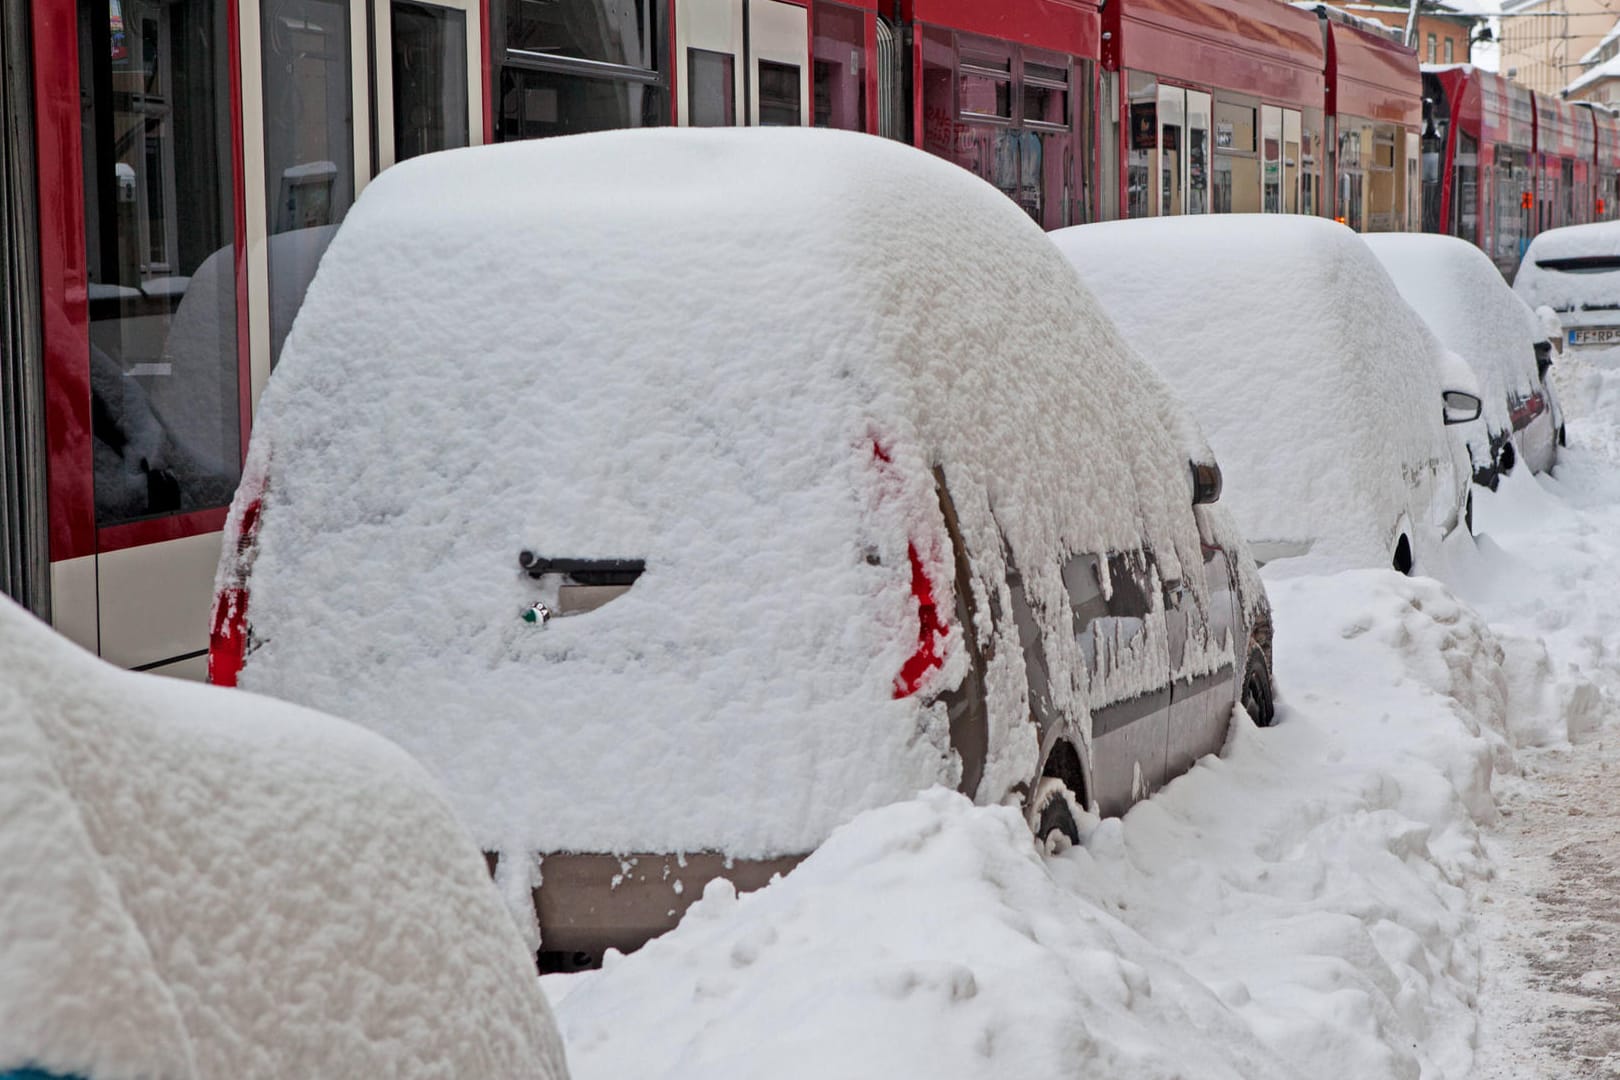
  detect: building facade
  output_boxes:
[1500,0,1617,97]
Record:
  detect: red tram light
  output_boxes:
[1521,192,1534,210]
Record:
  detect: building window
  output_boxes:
[1444,37,1454,64]
[1427,33,1437,63]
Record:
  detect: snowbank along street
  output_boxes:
[540,352,1620,1079]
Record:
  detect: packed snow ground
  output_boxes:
[538,351,1620,1079]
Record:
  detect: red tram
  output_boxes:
[3,0,1619,670]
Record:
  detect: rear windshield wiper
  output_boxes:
[518,552,645,587]
[1536,256,1620,274]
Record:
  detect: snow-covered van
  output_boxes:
[1054,216,1481,574]
[1515,220,1620,351]
[209,129,1273,964]
[0,596,569,1080]
[1365,232,1563,481]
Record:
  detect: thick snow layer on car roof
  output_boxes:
[235,128,1221,862]
[0,599,569,1080]
[1363,233,1537,437]
[1514,221,1620,313]
[1053,215,1462,569]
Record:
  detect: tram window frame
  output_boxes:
[493,0,669,142]
[1302,106,1323,217]
[1126,70,1157,220]
[389,0,470,163]
[959,52,1014,123]
[812,0,865,131]
[78,0,243,528]
[1211,96,1258,214]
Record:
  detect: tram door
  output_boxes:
[243,0,482,396]
[676,0,810,127]
[1157,86,1210,216]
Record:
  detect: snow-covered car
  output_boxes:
[208,128,1275,965]
[1052,215,1481,574]
[1364,232,1563,482]
[0,597,569,1080]
[1514,220,1620,351]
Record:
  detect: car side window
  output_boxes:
[1065,548,1157,700]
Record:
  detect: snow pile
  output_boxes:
[544,568,1521,1079]
[0,597,568,1080]
[236,127,1246,861]
[1052,216,1469,571]
[1362,232,1539,442]
[1513,220,1620,313]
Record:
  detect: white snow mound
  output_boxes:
[0,597,569,1080]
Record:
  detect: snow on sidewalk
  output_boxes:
[537,348,1620,1080]
[542,555,1537,1079]
[1455,347,1620,1078]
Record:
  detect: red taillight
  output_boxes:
[208,495,263,687]
[893,541,947,698]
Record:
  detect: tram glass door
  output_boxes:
[1156,85,1209,216]
[676,0,809,127]
[243,0,480,382]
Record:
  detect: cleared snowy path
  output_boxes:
[1460,348,1620,1079]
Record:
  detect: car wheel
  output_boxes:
[1498,442,1516,476]
[1392,534,1413,575]
[1030,776,1083,855]
[1241,645,1275,728]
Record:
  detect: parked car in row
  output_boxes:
[210,129,1275,966]
[1052,215,1482,575]
[1364,233,1563,483]
[0,596,569,1080]
[1515,220,1620,352]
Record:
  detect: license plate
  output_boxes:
[1570,326,1620,346]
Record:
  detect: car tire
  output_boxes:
[1241,645,1275,728]
[1030,776,1084,855]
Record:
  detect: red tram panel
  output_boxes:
[900,0,1101,229]
[1102,0,1326,220]
[1424,66,1536,276]
[1534,94,1596,235]
[1322,17,1421,231]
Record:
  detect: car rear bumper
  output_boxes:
[491,849,806,964]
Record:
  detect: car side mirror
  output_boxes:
[1190,460,1222,505]
[1442,390,1483,425]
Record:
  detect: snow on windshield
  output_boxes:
[0,597,567,1080]
[235,128,1220,862]
[1053,215,1461,570]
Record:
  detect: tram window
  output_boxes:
[262,0,355,365]
[391,1,469,162]
[1284,109,1301,215]
[758,61,800,126]
[78,0,241,527]
[960,58,1012,121]
[687,48,736,126]
[500,66,665,138]
[1262,105,1282,213]
[812,1,864,131]
[505,0,656,70]
[1024,80,1068,129]
[1126,71,1156,219]
[1337,119,1367,231]
[1158,85,1184,216]
[1454,131,1477,238]
[1302,107,1323,217]
[1213,100,1258,214]
[1368,124,1398,231]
